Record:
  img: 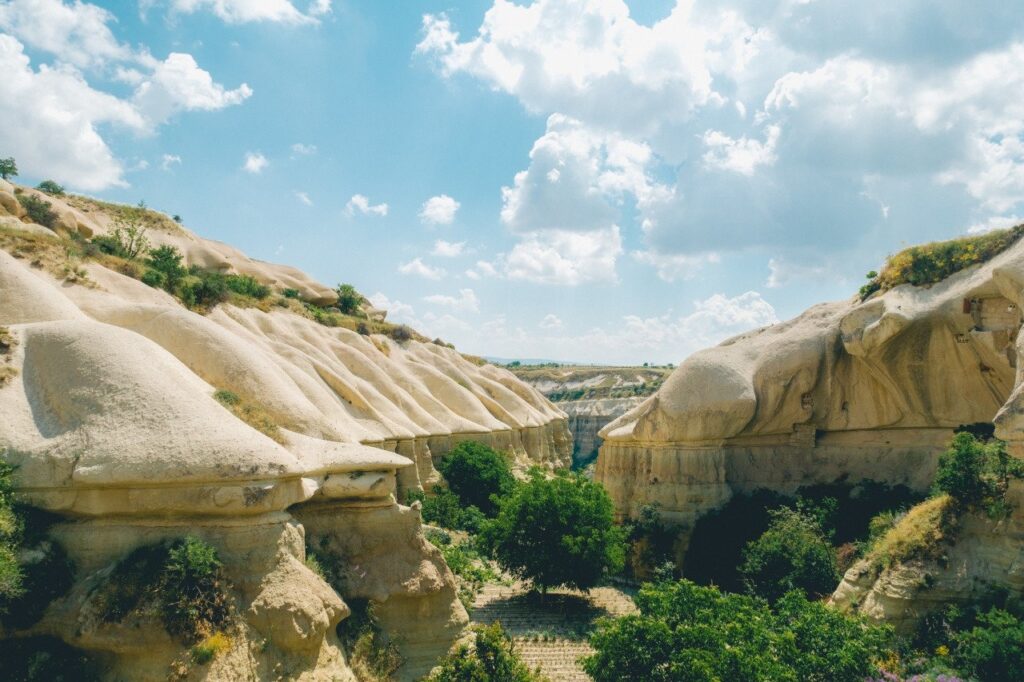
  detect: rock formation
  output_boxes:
[560,398,644,467]
[0,181,571,680]
[596,233,1024,581]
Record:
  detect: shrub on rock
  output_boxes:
[739,506,839,602]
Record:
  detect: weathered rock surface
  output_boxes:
[0,188,571,680]
[560,398,644,467]
[596,237,1024,566]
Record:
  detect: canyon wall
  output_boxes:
[0,181,571,680]
[560,398,643,467]
[596,238,1024,565]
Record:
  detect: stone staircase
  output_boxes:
[469,582,637,681]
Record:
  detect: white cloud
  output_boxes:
[424,288,479,313]
[133,52,252,125]
[539,314,563,330]
[295,191,312,206]
[632,250,721,283]
[0,0,130,69]
[419,194,460,225]
[161,153,182,170]
[431,239,466,257]
[345,194,389,217]
[160,0,327,25]
[415,1,738,137]
[368,292,415,321]
[0,1,251,190]
[505,227,623,286]
[0,34,145,190]
[398,257,445,280]
[702,124,780,175]
[243,151,268,174]
[966,215,1023,235]
[291,142,317,155]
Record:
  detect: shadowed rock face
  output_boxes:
[596,238,1024,544]
[0,191,571,681]
[560,398,644,467]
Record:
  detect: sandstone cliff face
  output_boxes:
[596,238,1024,546]
[560,398,644,467]
[0,186,571,680]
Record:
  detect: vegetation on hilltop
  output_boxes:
[860,224,1024,299]
[427,622,546,682]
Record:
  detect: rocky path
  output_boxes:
[468,582,637,681]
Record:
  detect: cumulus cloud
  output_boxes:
[0,0,251,189]
[966,215,1023,235]
[345,194,388,217]
[432,240,466,257]
[419,1,1024,283]
[539,314,563,330]
[505,227,623,286]
[133,52,252,125]
[765,257,830,288]
[424,288,479,313]
[398,257,445,280]
[157,0,330,25]
[702,125,780,175]
[161,154,182,170]
[295,191,312,206]
[243,151,268,174]
[367,292,415,321]
[419,194,460,225]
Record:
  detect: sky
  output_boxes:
[2,0,1023,365]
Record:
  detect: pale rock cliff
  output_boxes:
[560,398,644,467]
[596,235,1024,582]
[0,185,571,680]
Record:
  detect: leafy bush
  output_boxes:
[481,470,625,594]
[190,631,231,664]
[582,579,894,682]
[427,622,545,682]
[282,287,300,299]
[17,194,57,228]
[438,441,515,517]
[226,274,270,299]
[94,536,231,642]
[389,324,414,342]
[953,608,1024,682]
[407,487,485,532]
[335,283,362,315]
[739,507,839,602]
[0,461,23,614]
[623,503,677,580]
[179,269,229,309]
[0,157,17,180]
[934,433,1024,511]
[426,531,501,609]
[861,225,1024,298]
[36,180,65,196]
[337,599,402,681]
[145,244,186,291]
[108,215,150,260]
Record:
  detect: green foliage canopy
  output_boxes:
[438,441,515,516]
[739,506,839,602]
[481,470,625,593]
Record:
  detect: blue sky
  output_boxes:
[2,1,1023,364]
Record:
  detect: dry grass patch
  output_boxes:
[212,389,283,444]
[65,195,184,235]
[863,494,957,572]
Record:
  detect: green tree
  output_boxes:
[438,441,515,516]
[481,471,625,594]
[954,608,1024,682]
[146,245,187,292]
[739,507,839,602]
[0,157,16,180]
[17,194,57,228]
[934,432,1024,509]
[335,283,362,315]
[427,623,545,681]
[582,579,894,682]
[36,180,65,195]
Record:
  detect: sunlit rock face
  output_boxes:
[0,188,571,680]
[596,240,1024,548]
